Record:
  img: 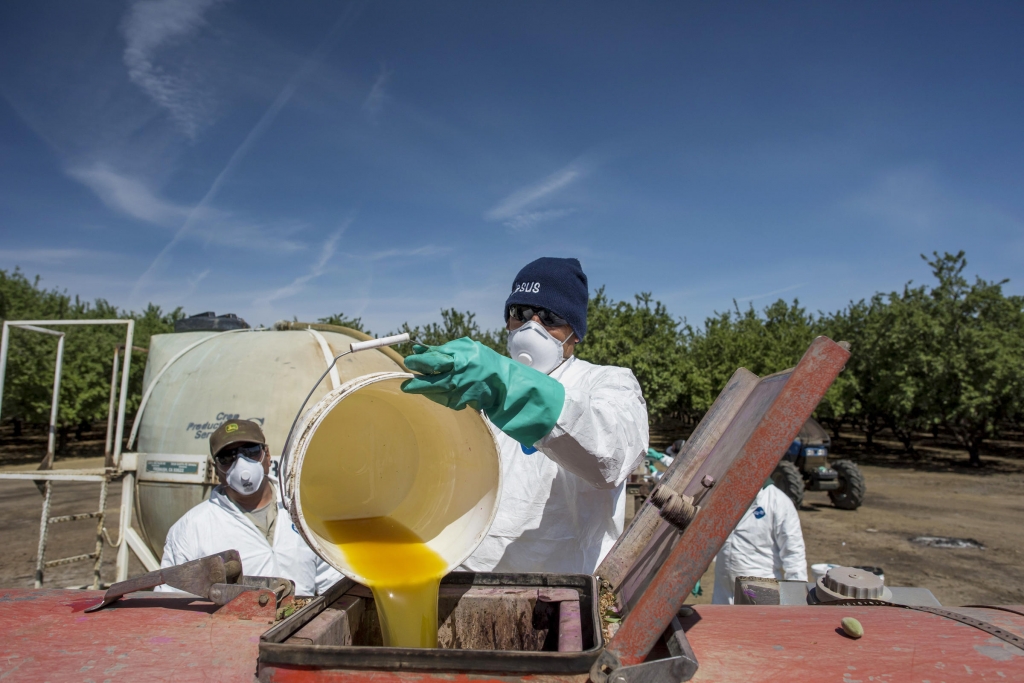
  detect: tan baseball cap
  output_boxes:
[209,419,266,456]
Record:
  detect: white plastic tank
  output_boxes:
[132,325,403,558]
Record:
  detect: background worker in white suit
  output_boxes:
[157,419,341,596]
[712,478,807,604]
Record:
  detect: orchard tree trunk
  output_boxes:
[968,439,982,467]
[57,424,69,455]
[13,418,22,437]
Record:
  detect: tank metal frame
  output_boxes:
[0,318,154,586]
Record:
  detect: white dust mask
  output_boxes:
[225,454,265,495]
[507,321,572,375]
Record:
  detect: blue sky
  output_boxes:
[1,1,1022,334]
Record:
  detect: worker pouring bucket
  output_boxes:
[281,371,502,591]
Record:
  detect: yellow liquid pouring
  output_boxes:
[321,517,447,648]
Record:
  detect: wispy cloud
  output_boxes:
[67,162,305,252]
[847,166,1024,240]
[0,248,121,266]
[121,0,228,138]
[501,208,575,232]
[262,226,346,303]
[735,282,808,303]
[132,3,361,297]
[849,167,943,231]
[176,268,211,300]
[362,63,391,120]
[484,161,585,231]
[68,163,183,225]
[367,245,450,261]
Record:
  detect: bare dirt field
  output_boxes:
[0,456,146,589]
[2,426,1022,607]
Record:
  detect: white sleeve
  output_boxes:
[536,367,649,489]
[314,557,345,596]
[773,491,808,581]
[153,517,194,592]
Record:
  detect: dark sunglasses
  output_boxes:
[508,304,569,328]
[214,443,265,469]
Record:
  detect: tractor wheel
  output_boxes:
[829,460,865,510]
[771,460,804,508]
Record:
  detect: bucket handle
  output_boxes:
[279,333,411,509]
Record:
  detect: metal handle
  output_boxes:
[349,333,410,353]
[280,333,414,510]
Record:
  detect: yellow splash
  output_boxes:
[321,516,447,648]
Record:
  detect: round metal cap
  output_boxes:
[815,565,892,602]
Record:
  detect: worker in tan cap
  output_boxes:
[156,419,342,596]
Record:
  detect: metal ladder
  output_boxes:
[34,477,110,589]
[1,321,139,590]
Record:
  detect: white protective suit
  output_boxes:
[712,483,807,605]
[462,355,649,574]
[157,480,342,597]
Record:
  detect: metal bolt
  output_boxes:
[258,593,270,606]
[701,475,715,488]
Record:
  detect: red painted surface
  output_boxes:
[217,587,281,623]
[7,590,1021,681]
[607,337,850,666]
[681,605,1024,681]
[259,604,1024,682]
[0,588,269,681]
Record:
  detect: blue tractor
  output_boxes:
[771,418,865,510]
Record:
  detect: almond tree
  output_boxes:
[921,251,1024,466]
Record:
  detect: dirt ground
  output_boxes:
[0,456,146,589]
[1,426,1022,607]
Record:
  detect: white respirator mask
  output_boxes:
[506,321,573,375]
[225,453,265,495]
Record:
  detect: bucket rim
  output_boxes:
[283,371,503,584]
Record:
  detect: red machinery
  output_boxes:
[2,337,1023,681]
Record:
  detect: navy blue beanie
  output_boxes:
[504,257,589,340]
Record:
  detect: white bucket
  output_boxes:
[810,563,839,583]
[282,372,502,583]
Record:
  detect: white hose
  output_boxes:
[349,333,409,353]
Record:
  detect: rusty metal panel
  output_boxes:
[0,588,268,681]
[260,572,601,676]
[261,670,590,683]
[597,368,759,589]
[599,336,850,673]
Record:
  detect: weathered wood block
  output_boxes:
[334,584,579,651]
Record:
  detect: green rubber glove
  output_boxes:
[647,448,665,461]
[401,338,566,447]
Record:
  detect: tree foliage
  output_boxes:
[4,252,1021,465]
[576,289,686,418]
[0,269,182,448]
[388,309,508,356]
